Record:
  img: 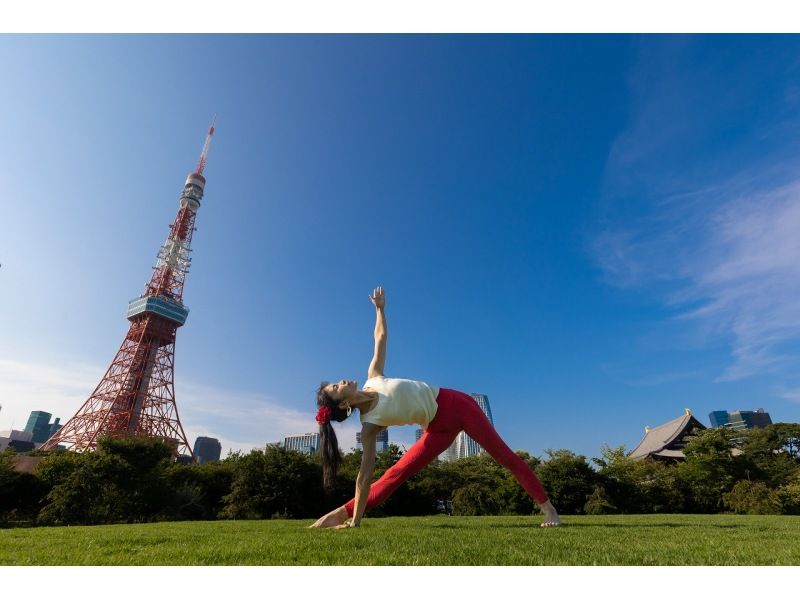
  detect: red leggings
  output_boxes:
[343,388,549,516]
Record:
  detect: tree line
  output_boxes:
[1,423,799,527]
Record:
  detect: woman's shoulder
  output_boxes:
[364,375,388,388]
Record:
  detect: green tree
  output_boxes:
[405,459,461,515]
[0,450,47,526]
[494,450,541,515]
[593,445,646,513]
[220,445,323,519]
[452,482,500,515]
[34,450,87,489]
[677,428,743,513]
[778,470,800,515]
[535,449,597,514]
[373,444,404,477]
[593,445,685,514]
[37,436,174,525]
[771,423,800,459]
[722,479,783,515]
[641,459,686,513]
[739,425,799,487]
[164,460,234,520]
[584,484,617,515]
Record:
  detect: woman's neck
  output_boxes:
[352,390,378,414]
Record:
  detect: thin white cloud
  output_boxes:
[596,178,800,382]
[0,358,103,431]
[594,40,800,387]
[0,356,363,454]
[777,386,800,404]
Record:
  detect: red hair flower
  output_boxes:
[316,406,332,425]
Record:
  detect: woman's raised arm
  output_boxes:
[367,286,386,379]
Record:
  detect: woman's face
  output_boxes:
[325,379,358,403]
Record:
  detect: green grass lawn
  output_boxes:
[2,514,799,565]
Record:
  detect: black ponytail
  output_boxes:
[317,381,351,492]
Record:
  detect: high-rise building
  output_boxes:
[25,411,52,443]
[0,430,34,443]
[356,428,389,453]
[24,411,62,444]
[193,436,222,464]
[415,428,424,443]
[440,393,495,461]
[440,436,461,462]
[0,429,35,452]
[284,433,320,455]
[709,409,773,430]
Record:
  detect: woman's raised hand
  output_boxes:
[369,286,386,309]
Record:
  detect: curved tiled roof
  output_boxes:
[629,412,706,461]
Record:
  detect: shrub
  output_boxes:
[778,471,800,515]
[584,485,617,515]
[722,479,783,515]
[535,449,597,514]
[452,483,500,515]
[220,445,323,519]
[678,428,743,513]
[37,436,174,526]
[0,450,47,526]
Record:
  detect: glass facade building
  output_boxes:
[709,409,772,430]
[284,432,320,455]
[193,436,222,463]
[356,428,389,452]
[24,411,61,444]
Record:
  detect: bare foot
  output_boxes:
[308,506,348,528]
[539,500,562,528]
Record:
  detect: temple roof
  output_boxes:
[629,411,706,461]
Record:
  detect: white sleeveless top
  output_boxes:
[360,376,440,429]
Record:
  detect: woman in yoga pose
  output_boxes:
[310,287,561,529]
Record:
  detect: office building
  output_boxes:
[415,428,424,443]
[193,436,222,464]
[0,429,34,443]
[24,411,62,444]
[709,409,773,430]
[356,428,389,453]
[440,436,461,462]
[0,429,35,452]
[284,432,320,455]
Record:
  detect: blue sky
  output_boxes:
[1,35,799,458]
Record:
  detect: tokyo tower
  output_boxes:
[42,118,216,458]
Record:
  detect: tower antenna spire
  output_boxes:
[196,113,216,176]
